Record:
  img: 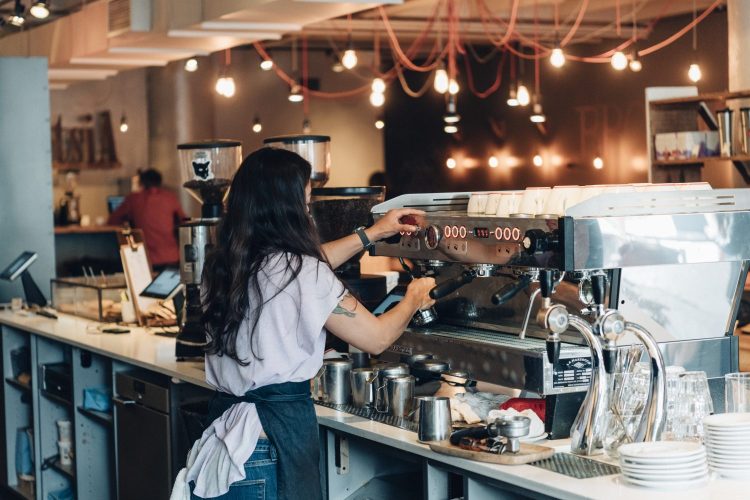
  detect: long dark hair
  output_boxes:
[202,147,328,364]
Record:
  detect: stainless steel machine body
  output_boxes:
[370,189,749,437]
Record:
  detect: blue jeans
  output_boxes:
[191,439,278,500]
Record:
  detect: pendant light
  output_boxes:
[119,114,129,133]
[260,57,273,71]
[288,82,303,103]
[488,156,499,168]
[517,84,530,106]
[628,2,642,72]
[530,100,546,123]
[252,116,262,134]
[448,79,460,95]
[375,119,385,130]
[443,95,460,125]
[370,77,386,107]
[507,53,519,106]
[184,58,198,72]
[611,50,628,71]
[549,3,565,68]
[688,0,702,82]
[341,14,358,69]
[530,14,546,124]
[593,156,604,169]
[30,1,50,19]
[215,50,235,98]
[446,158,457,169]
[434,62,449,94]
[533,154,544,167]
[302,118,311,134]
[9,0,25,27]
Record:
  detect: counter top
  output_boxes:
[54,225,124,235]
[1,310,748,499]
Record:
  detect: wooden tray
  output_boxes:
[429,440,554,465]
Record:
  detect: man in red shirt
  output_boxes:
[108,169,187,271]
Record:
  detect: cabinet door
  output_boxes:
[115,399,171,500]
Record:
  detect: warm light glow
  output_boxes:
[488,156,499,168]
[448,79,460,95]
[215,76,236,97]
[688,63,702,82]
[533,154,544,167]
[611,51,628,71]
[372,78,386,94]
[444,124,458,134]
[332,61,344,73]
[443,113,460,124]
[260,59,273,71]
[302,119,311,134]
[507,88,519,107]
[516,84,530,106]
[288,84,303,103]
[549,47,565,68]
[446,157,457,169]
[119,116,128,133]
[252,118,262,134]
[342,49,358,69]
[184,58,198,72]
[434,68,449,94]
[530,103,546,123]
[369,91,385,107]
[30,2,50,19]
[375,120,385,130]
[9,15,24,27]
[629,53,642,72]
[593,157,604,169]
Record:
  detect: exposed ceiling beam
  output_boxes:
[48,68,118,80]
[200,21,303,32]
[108,46,211,57]
[70,57,170,67]
[167,29,283,40]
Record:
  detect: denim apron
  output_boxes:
[207,381,322,500]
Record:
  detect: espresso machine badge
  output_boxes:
[191,151,215,181]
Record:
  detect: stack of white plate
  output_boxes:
[618,441,709,490]
[704,413,750,479]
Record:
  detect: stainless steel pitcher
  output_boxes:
[316,358,352,405]
[415,396,452,442]
[383,374,415,418]
[350,368,377,408]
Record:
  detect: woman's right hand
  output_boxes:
[405,277,437,311]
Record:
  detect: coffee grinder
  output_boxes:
[175,140,242,359]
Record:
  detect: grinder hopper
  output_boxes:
[177,140,242,218]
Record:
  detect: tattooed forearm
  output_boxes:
[333,294,357,318]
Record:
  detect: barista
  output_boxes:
[108,169,186,271]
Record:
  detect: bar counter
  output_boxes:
[0,310,747,500]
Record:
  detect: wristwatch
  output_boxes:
[354,226,374,250]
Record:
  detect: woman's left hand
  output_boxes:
[367,208,426,241]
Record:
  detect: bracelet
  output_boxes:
[354,226,374,250]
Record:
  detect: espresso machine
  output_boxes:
[370,186,749,446]
[175,140,242,359]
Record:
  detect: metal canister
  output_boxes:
[350,368,377,408]
[321,358,353,405]
[384,375,416,418]
[415,396,452,442]
[373,363,410,412]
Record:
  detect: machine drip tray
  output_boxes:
[314,400,418,432]
[530,453,620,479]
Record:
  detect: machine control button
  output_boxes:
[522,229,559,254]
[424,225,442,250]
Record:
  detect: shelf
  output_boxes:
[50,459,75,479]
[77,406,113,426]
[40,389,72,408]
[5,377,31,392]
[9,481,34,500]
[653,155,750,166]
[650,90,750,106]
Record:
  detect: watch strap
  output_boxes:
[355,227,373,250]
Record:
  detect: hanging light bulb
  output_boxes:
[446,158,457,169]
[288,83,304,103]
[532,154,544,167]
[9,0,25,26]
[688,63,702,83]
[488,156,499,168]
[260,59,273,71]
[342,48,358,70]
[331,60,344,73]
[215,76,235,98]
[184,58,198,72]
[375,119,385,130]
[516,84,530,106]
[549,45,565,68]
[593,156,604,169]
[30,1,50,19]
[119,114,129,133]
[443,95,461,124]
[302,118,311,134]
[371,78,386,94]
[507,85,519,107]
[629,50,642,72]
[611,50,628,71]
[529,94,546,123]
[252,116,262,134]
[444,124,458,134]
[434,65,449,94]
[369,91,385,107]
[448,79,460,95]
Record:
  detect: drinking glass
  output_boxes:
[666,371,713,441]
[725,372,750,413]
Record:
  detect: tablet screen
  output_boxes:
[0,252,38,281]
[140,268,181,299]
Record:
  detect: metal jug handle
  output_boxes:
[311,365,326,401]
[375,382,389,414]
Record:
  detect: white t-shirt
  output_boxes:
[187,253,344,498]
